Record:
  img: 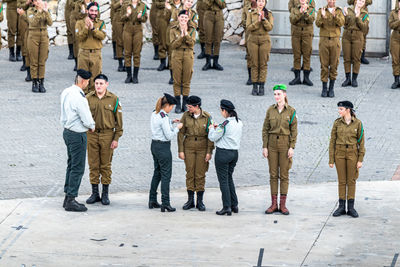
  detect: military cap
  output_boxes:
[220,99,235,111]
[164,93,177,105]
[337,101,354,109]
[94,73,108,82]
[77,69,92,79]
[87,2,99,10]
[273,84,287,91]
[187,95,201,106]
[178,9,189,16]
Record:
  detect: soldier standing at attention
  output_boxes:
[76,2,106,94]
[17,0,33,82]
[27,0,52,93]
[316,0,345,98]
[241,0,255,86]
[60,69,95,212]
[65,0,75,59]
[121,0,148,84]
[111,0,125,72]
[0,3,3,49]
[288,0,315,86]
[170,9,196,113]
[16,0,30,72]
[202,0,226,71]
[149,93,183,212]
[150,0,161,60]
[208,100,243,216]
[5,0,21,61]
[246,0,273,96]
[389,1,400,89]
[329,101,365,218]
[262,84,297,215]
[178,96,214,211]
[86,74,123,206]
[196,0,206,59]
[341,0,369,88]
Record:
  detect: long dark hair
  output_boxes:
[350,109,356,118]
[223,108,239,122]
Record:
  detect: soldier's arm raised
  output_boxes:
[45,10,53,26]
[261,13,273,31]
[170,29,184,50]
[356,12,369,32]
[289,7,301,25]
[76,20,89,42]
[315,9,323,28]
[389,12,400,30]
[93,21,106,40]
[214,0,226,10]
[334,8,345,27]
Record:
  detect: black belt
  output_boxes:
[132,22,142,25]
[95,129,114,133]
[81,49,100,53]
[30,28,47,32]
[152,140,170,143]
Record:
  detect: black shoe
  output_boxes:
[231,205,239,213]
[118,58,125,72]
[112,41,117,60]
[74,58,77,71]
[321,82,328,97]
[361,50,369,65]
[212,55,224,71]
[202,55,211,71]
[347,199,359,218]
[351,73,358,87]
[258,82,265,96]
[196,191,206,211]
[252,83,258,96]
[153,44,159,60]
[32,79,39,93]
[197,43,206,59]
[303,70,313,86]
[216,206,232,216]
[169,70,173,84]
[341,73,352,87]
[161,204,176,212]
[101,184,110,205]
[391,75,400,89]
[148,201,161,209]
[289,70,302,85]
[291,67,294,72]
[125,66,133,83]
[20,57,27,71]
[175,96,181,113]
[86,184,101,204]
[16,46,22,61]
[182,96,188,112]
[133,67,139,84]
[246,68,252,85]
[328,80,335,98]
[63,195,86,208]
[65,196,88,212]
[38,78,46,93]
[333,199,346,217]
[25,67,32,82]
[9,47,16,62]
[157,58,167,71]
[68,44,74,60]
[183,190,195,210]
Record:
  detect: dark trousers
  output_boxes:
[215,147,238,207]
[63,129,87,197]
[149,140,172,205]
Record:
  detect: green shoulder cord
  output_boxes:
[309,8,315,15]
[206,117,210,133]
[99,21,105,30]
[289,110,296,125]
[189,28,195,36]
[357,123,364,143]
[113,98,119,113]
[0,4,3,14]
[142,5,147,17]
[362,14,369,22]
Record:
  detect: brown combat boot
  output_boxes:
[279,194,289,215]
[265,194,278,214]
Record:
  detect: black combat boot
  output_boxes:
[321,82,328,97]
[391,75,400,89]
[74,58,77,71]
[212,55,224,71]
[86,184,101,204]
[328,80,335,98]
[252,83,258,96]
[132,67,139,84]
[175,96,181,113]
[197,43,205,59]
[161,204,176,212]
[25,67,32,82]
[196,191,206,211]
[259,82,265,96]
[341,73,351,87]
[118,58,125,72]
[16,46,22,61]
[157,58,167,71]
[182,190,195,210]
[20,57,27,71]
[303,70,313,86]
[246,68,252,85]
[32,79,39,93]
[351,73,358,87]
[38,78,46,93]
[169,70,173,85]
[148,200,161,209]
[289,69,302,85]
[68,44,74,60]
[332,199,346,217]
[153,44,159,60]
[202,55,212,71]
[65,196,88,212]
[231,205,239,213]
[101,184,110,205]
[216,206,232,216]
[112,41,117,59]
[125,66,133,83]
[347,199,359,218]
[64,195,85,208]
[9,47,16,62]
[360,50,369,65]
[182,95,188,112]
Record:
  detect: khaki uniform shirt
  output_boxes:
[72,0,93,21]
[76,17,106,49]
[27,8,53,29]
[169,23,196,50]
[288,0,315,12]
[289,4,315,33]
[262,104,298,149]
[170,7,198,29]
[246,9,274,35]
[344,7,368,32]
[204,0,226,12]
[86,90,123,142]
[121,1,148,25]
[389,8,400,40]
[315,6,345,38]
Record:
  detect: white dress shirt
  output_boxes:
[151,109,179,141]
[208,117,243,150]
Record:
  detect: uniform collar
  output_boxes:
[190,109,206,118]
[340,116,355,123]
[93,90,111,99]
[273,103,288,110]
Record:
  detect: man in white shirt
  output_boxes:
[60,69,95,212]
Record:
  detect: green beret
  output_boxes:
[273,84,287,91]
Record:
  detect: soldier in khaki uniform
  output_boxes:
[76,2,106,94]
[329,101,365,218]
[315,0,345,98]
[26,0,52,93]
[389,2,400,89]
[170,10,196,113]
[262,84,297,215]
[150,0,163,60]
[202,0,226,71]
[5,0,21,61]
[288,0,314,12]
[288,0,315,87]
[247,0,273,97]
[65,0,74,59]
[86,74,123,206]
[241,0,254,85]
[341,0,369,88]
[178,96,214,211]
[17,0,31,72]
[0,3,3,49]
[111,0,125,71]
[196,0,206,59]
[121,0,147,84]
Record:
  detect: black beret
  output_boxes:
[164,93,177,105]
[187,95,201,106]
[178,9,189,16]
[87,2,99,10]
[220,99,235,111]
[94,73,108,82]
[337,101,354,109]
[77,69,92,79]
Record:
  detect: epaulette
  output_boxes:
[80,91,86,98]
[160,111,166,118]
[221,120,229,127]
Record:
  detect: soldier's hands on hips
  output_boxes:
[205,154,212,162]
[179,152,185,160]
[288,148,294,158]
[262,148,268,158]
[110,140,118,149]
[356,161,362,169]
[329,164,334,168]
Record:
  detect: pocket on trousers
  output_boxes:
[335,149,346,159]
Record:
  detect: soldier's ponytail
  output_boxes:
[155,96,168,114]
[350,108,356,118]
[228,110,239,122]
[284,94,289,105]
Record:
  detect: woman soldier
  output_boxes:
[341,0,369,88]
[262,84,297,215]
[121,0,148,84]
[178,96,214,211]
[149,93,183,212]
[169,10,196,113]
[26,0,52,93]
[389,0,400,89]
[246,0,273,96]
[208,100,243,216]
[329,101,365,218]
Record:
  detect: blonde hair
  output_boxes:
[155,96,168,114]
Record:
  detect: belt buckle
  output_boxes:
[276,136,279,139]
